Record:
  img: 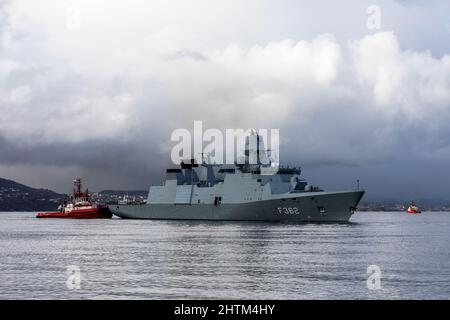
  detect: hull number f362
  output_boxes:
[277,207,300,215]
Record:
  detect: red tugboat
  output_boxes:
[406,201,421,214]
[36,178,112,219]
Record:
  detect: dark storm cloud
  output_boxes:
[0,135,131,167]
[0,133,170,190]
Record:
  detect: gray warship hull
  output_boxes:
[109,190,364,222]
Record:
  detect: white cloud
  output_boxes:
[1,5,449,153]
[350,32,450,121]
[9,85,31,105]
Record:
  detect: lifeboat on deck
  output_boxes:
[36,178,112,219]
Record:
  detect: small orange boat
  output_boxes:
[406,201,421,214]
[36,178,112,219]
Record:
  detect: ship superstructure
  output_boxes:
[110,132,364,222]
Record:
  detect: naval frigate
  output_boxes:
[110,132,365,222]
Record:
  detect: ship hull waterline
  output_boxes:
[109,190,365,223]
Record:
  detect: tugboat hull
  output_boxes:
[36,206,112,219]
[406,201,421,214]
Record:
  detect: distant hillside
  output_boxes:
[0,178,67,212]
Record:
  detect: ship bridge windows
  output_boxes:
[278,167,301,175]
[218,169,235,174]
[166,169,182,173]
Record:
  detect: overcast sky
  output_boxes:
[1,0,450,200]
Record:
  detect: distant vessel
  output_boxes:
[407,201,421,214]
[110,132,365,222]
[36,179,112,219]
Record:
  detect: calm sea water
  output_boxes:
[0,211,449,300]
